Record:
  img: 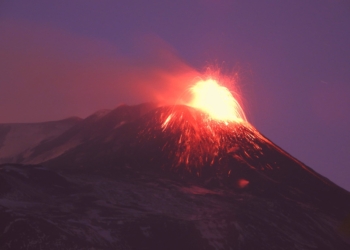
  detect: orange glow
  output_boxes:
[188,79,246,123]
[155,74,258,171]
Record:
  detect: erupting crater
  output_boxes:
[154,78,264,171]
[187,78,246,123]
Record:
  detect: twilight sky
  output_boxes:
[1,0,349,190]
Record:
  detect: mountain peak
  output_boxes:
[0,103,349,249]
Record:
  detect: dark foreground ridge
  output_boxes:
[0,103,349,249]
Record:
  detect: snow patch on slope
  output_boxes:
[0,118,80,164]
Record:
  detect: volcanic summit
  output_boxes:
[0,101,349,249]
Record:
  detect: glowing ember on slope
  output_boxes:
[188,79,246,123]
[238,179,250,188]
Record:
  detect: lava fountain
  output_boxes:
[154,77,265,173]
[188,79,246,123]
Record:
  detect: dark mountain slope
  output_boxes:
[0,117,81,164]
[41,105,349,216]
[20,103,157,164]
[0,103,349,249]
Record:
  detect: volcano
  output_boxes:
[0,103,349,250]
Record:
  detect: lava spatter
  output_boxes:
[159,105,264,171]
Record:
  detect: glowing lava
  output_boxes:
[155,77,257,170]
[188,79,246,123]
[158,104,262,171]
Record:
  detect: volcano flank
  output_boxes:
[0,103,349,249]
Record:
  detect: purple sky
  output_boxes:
[1,0,349,191]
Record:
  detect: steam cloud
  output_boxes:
[0,20,199,123]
